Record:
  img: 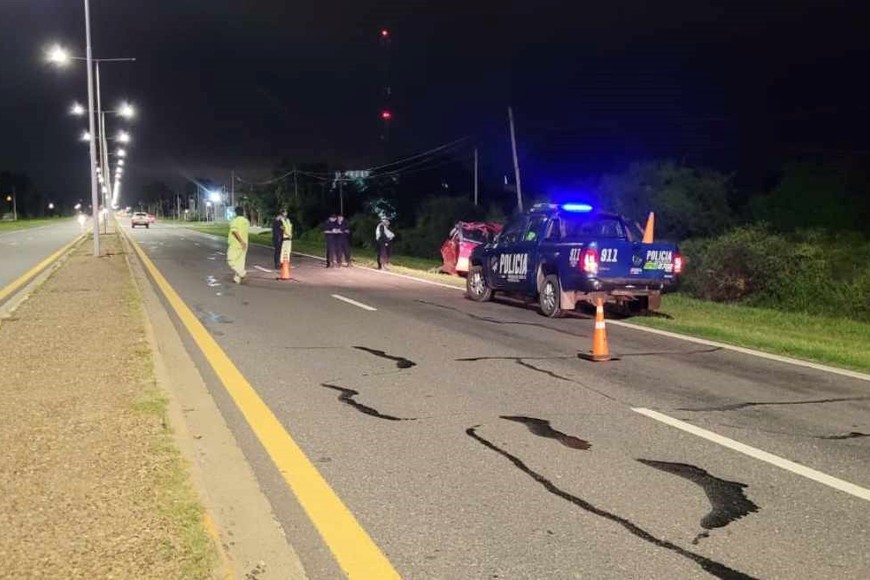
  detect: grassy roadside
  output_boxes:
[124,277,217,578]
[629,294,870,373]
[0,218,62,232]
[181,222,870,373]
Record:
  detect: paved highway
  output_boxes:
[0,219,84,295]
[131,222,870,579]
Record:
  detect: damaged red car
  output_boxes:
[440,221,502,276]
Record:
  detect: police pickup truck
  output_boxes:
[465,203,683,317]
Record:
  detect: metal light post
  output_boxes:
[83,0,101,255]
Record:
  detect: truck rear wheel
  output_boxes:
[539,275,564,318]
[466,265,492,302]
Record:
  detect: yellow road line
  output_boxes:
[0,234,85,304]
[126,234,400,579]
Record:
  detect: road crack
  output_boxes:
[321,383,416,421]
[467,426,755,580]
[677,396,870,412]
[501,416,591,450]
[637,460,759,544]
[353,346,417,369]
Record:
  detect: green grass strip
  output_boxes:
[629,293,870,373]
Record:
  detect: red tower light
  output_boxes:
[381,29,390,38]
[381,110,392,120]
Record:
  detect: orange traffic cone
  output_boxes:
[642,212,655,243]
[578,298,612,362]
[278,259,291,280]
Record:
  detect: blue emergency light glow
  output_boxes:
[561,203,593,213]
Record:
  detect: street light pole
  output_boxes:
[84,0,100,256]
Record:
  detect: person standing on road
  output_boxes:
[322,214,340,267]
[227,206,250,284]
[271,209,288,270]
[337,215,352,267]
[375,218,395,270]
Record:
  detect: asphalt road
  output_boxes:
[0,219,84,294]
[131,222,870,580]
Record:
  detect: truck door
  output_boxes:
[488,215,530,290]
[508,214,549,293]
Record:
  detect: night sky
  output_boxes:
[3,0,870,206]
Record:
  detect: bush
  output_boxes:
[681,226,870,321]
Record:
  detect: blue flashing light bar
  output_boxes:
[561,203,593,213]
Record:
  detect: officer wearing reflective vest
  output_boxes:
[272,209,293,270]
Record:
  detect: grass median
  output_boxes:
[0,218,63,232]
[0,233,216,578]
[183,221,870,373]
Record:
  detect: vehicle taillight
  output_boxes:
[582,248,599,275]
[673,252,684,275]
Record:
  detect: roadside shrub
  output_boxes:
[681,226,870,321]
[394,196,485,259]
[350,212,381,250]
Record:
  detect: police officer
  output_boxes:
[272,209,288,269]
[336,215,351,267]
[375,218,395,269]
[322,214,340,267]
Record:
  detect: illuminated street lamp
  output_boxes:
[80,130,92,142]
[70,102,86,116]
[45,44,72,67]
[116,130,131,143]
[117,159,125,167]
[116,148,127,158]
[118,101,136,119]
[45,37,135,256]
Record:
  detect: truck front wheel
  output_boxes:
[539,275,564,318]
[466,265,493,302]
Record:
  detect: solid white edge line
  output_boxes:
[293,251,463,291]
[632,407,870,502]
[331,294,378,311]
[611,320,870,383]
[190,229,870,383]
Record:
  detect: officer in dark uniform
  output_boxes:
[322,214,340,267]
[336,215,351,266]
[272,209,287,269]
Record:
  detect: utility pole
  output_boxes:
[473,147,479,206]
[508,106,524,213]
[231,170,235,207]
[293,166,299,205]
[339,178,344,215]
